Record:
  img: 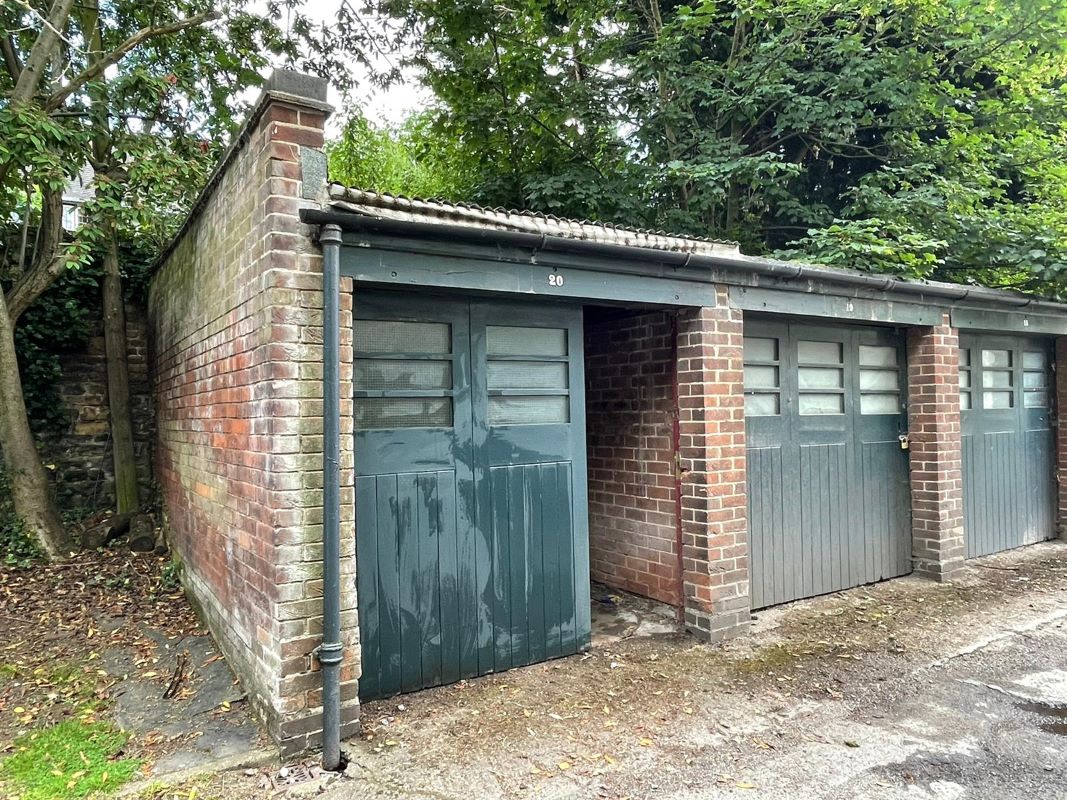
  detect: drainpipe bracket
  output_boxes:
[315,640,344,667]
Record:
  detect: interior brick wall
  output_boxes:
[148,78,358,754]
[585,309,680,606]
[906,315,965,580]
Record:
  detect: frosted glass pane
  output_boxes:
[959,371,971,389]
[1025,390,1048,408]
[356,320,451,354]
[861,393,900,415]
[981,349,1010,368]
[1023,351,1045,370]
[1024,370,1048,389]
[355,398,452,429]
[487,326,567,357]
[744,365,778,390]
[798,366,843,389]
[959,349,971,367]
[982,370,1012,389]
[489,396,569,425]
[745,337,778,362]
[745,393,779,416]
[960,392,971,410]
[488,361,568,389]
[798,340,842,364]
[859,345,896,367]
[355,359,451,390]
[983,390,1013,409]
[859,369,897,391]
[799,393,844,415]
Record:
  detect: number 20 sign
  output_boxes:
[548,273,565,287]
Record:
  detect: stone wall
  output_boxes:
[147,72,358,754]
[585,309,680,606]
[41,303,153,512]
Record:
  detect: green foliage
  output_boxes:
[0,470,43,567]
[368,0,1067,294]
[10,264,101,433]
[328,111,478,199]
[0,2,373,449]
[0,720,140,799]
[160,558,183,592]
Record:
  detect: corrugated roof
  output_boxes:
[327,184,742,258]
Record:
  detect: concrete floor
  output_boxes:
[589,582,681,646]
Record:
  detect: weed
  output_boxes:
[0,471,43,569]
[160,559,183,592]
[0,720,140,799]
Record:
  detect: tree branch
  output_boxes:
[42,10,221,112]
[11,0,77,105]
[1,34,23,81]
[4,188,67,323]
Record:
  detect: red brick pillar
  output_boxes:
[906,315,965,580]
[676,290,750,640]
[1055,337,1067,539]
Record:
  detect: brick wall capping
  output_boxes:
[150,71,333,277]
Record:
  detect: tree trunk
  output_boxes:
[0,292,69,559]
[101,227,139,514]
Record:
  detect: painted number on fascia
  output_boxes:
[548,274,565,287]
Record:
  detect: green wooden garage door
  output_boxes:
[744,319,912,609]
[959,334,1055,559]
[353,292,590,700]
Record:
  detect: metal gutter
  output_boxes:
[318,223,344,772]
[300,208,1066,317]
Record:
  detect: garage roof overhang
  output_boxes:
[302,187,1067,335]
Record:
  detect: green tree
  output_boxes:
[0,0,366,558]
[370,0,1067,289]
[328,111,478,199]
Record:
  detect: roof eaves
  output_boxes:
[326,184,743,258]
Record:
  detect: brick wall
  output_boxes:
[676,291,750,640]
[585,309,680,606]
[906,315,965,580]
[148,72,358,753]
[42,303,153,510]
[1055,337,1067,539]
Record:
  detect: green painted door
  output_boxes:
[959,335,1055,558]
[744,319,912,609]
[353,292,589,700]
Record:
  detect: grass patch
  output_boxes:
[0,720,140,799]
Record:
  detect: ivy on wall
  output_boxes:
[4,240,153,437]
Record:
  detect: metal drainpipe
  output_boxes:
[670,311,686,624]
[319,223,343,771]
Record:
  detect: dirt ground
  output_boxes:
[155,540,1067,800]
[0,548,264,797]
